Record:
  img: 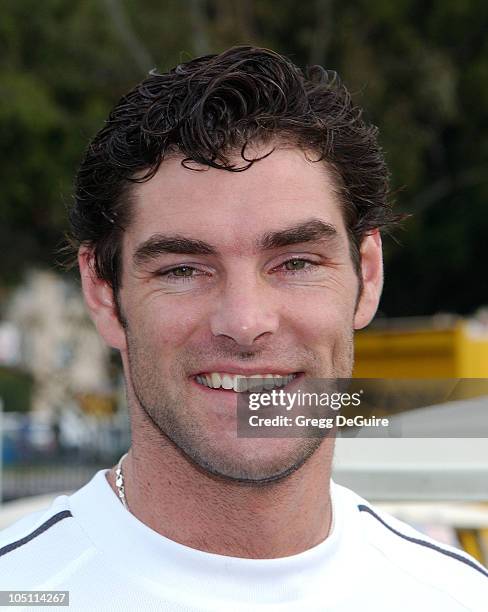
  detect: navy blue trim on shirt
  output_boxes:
[358,504,488,579]
[0,510,73,558]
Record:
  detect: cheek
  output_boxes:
[281,284,357,342]
[130,297,207,353]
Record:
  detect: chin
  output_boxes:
[180,436,323,485]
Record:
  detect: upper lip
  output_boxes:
[191,366,300,376]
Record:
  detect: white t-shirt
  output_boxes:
[0,469,486,611]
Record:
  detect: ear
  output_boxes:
[78,247,127,351]
[353,230,384,330]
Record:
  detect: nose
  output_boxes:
[209,274,280,347]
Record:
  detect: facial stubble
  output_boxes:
[123,319,354,486]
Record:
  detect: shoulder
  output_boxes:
[0,494,73,552]
[333,482,488,610]
[0,494,94,589]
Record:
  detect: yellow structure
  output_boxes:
[354,317,488,378]
[353,317,488,564]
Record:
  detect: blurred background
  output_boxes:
[0,0,487,562]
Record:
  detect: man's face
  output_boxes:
[110,146,379,482]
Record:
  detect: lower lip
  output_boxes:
[190,373,304,395]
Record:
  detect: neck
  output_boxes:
[107,406,334,559]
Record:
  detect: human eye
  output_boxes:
[158,265,208,283]
[273,257,319,275]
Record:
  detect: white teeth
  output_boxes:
[210,373,221,389]
[195,372,297,392]
[248,375,264,392]
[264,374,276,390]
[221,374,234,390]
[233,375,247,392]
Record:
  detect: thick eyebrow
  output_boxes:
[133,219,339,268]
[258,219,338,250]
[133,235,217,267]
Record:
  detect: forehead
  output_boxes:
[124,147,346,255]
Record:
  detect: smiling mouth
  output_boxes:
[194,372,300,393]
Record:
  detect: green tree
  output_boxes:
[1,0,487,315]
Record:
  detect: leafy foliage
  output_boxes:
[1,0,486,314]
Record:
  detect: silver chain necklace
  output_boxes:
[114,451,334,541]
[115,452,129,510]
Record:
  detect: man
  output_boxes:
[0,46,486,610]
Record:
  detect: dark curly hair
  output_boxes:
[68,45,397,298]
